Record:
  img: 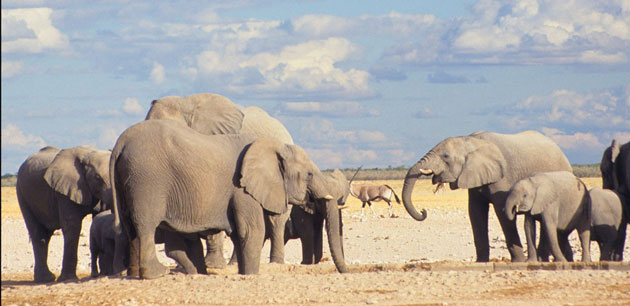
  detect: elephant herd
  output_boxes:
[15,93,629,282]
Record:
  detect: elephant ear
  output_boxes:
[187,93,244,135]
[240,138,289,214]
[456,139,506,189]
[529,178,545,215]
[145,96,183,121]
[43,146,95,206]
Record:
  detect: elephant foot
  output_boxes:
[269,256,284,264]
[126,266,140,278]
[56,272,78,282]
[139,263,168,279]
[34,270,56,283]
[205,255,227,269]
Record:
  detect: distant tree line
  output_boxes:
[1,164,602,187]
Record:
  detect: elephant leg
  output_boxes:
[576,221,591,262]
[468,191,490,262]
[90,240,99,277]
[492,204,525,262]
[599,240,612,261]
[185,237,207,274]
[232,191,265,275]
[25,219,56,283]
[204,233,227,269]
[57,199,87,282]
[613,222,627,261]
[299,215,315,264]
[542,219,566,262]
[523,215,537,262]
[136,222,167,279]
[267,211,289,264]
[313,214,324,264]
[558,233,574,262]
[164,232,198,274]
[537,227,551,262]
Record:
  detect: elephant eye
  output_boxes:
[442,153,450,159]
[523,194,527,198]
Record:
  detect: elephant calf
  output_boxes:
[505,171,591,262]
[589,187,627,261]
[90,210,125,277]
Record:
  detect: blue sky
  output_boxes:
[2,0,629,174]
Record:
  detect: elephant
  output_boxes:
[144,93,294,267]
[589,187,626,261]
[401,130,572,262]
[284,169,351,265]
[504,171,591,262]
[109,119,346,279]
[90,210,127,277]
[16,146,112,282]
[600,139,630,212]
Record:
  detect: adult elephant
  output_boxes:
[145,93,294,266]
[17,146,112,282]
[401,131,572,262]
[110,119,346,279]
[601,140,630,205]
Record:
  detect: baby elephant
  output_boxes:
[505,171,591,262]
[90,210,126,277]
[589,187,627,261]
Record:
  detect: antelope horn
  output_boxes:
[349,165,363,184]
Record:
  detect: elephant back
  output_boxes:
[240,106,294,144]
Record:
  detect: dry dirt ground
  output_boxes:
[2,178,630,305]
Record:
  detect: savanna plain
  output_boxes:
[2,178,629,305]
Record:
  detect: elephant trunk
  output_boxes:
[402,162,428,221]
[505,199,517,221]
[325,200,348,273]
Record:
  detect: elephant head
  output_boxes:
[240,138,348,273]
[505,178,540,221]
[43,146,112,212]
[145,93,244,135]
[402,135,507,221]
[601,139,621,191]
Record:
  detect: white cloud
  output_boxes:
[541,127,603,150]
[1,60,23,78]
[122,98,144,115]
[278,101,379,117]
[305,147,378,169]
[98,126,124,149]
[1,124,46,150]
[150,62,165,84]
[1,8,69,53]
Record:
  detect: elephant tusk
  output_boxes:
[433,183,445,194]
[515,203,520,212]
[324,194,334,200]
[419,169,433,175]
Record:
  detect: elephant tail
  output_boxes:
[109,143,123,235]
[384,184,401,204]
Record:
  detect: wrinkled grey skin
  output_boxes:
[110,120,345,279]
[154,229,208,274]
[145,93,294,267]
[600,140,630,222]
[589,187,626,261]
[402,131,572,262]
[505,171,591,262]
[90,210,127,277]
[17,146,112,282]
[284,169,350,264]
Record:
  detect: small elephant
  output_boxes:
[284,169,351,264]
[589,187,627,261]
[154,229,208,275]
[17,146,112,282]
[505,171,591,262]
[110,119,345,279]
[402,130,573,262]
[90,210,127,277]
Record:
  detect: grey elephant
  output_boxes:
[284,169,351,264]
[402,131,572,262]
[144,93,294,267]
[90,210,126,277]
[601,139,630,212]
[505,171,591,262]
[110,119,346,279]
[16,146,112,282]
[589,187,626,261]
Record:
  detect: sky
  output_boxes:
[2,0,630,174]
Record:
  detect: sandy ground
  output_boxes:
[2,179,630,305]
